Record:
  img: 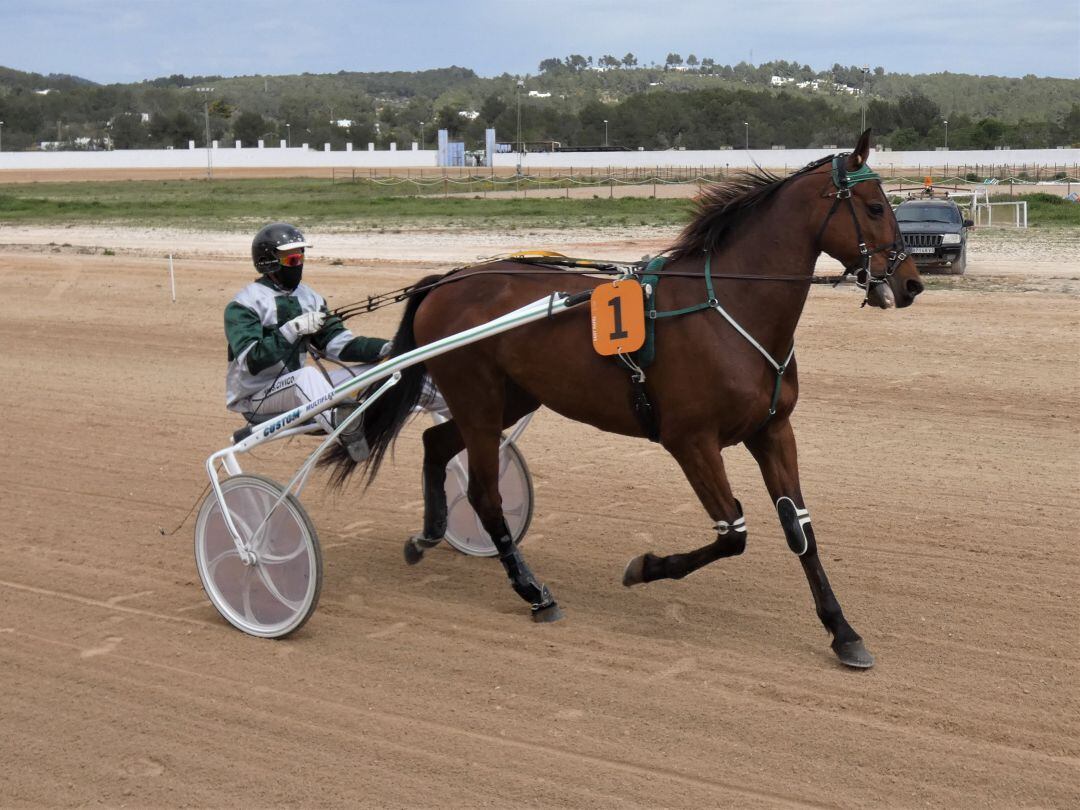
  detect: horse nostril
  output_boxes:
[907,278,925,297]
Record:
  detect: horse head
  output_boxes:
[813,130,924,309]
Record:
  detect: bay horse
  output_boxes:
[326,131,923,668]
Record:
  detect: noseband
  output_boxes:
[813,155,908,306]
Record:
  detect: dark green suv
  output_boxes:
[895,199,975,275]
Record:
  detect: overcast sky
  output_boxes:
[6,0,1079,84]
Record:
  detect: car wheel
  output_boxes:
[945,246,966,275]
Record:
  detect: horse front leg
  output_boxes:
[623,435,748,586]
[745,416,874,669]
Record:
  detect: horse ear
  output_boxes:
[848,129,872,169]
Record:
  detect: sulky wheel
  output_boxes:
[194,474,322,638]
[441,441,534,557]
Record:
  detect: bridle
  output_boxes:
[812,154,908,307]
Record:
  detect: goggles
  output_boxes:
[277,252,304,267]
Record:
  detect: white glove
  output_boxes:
[280,310,326,343]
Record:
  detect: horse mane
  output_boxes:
[667,154,837,260]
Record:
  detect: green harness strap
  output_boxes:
[632,255,718,369]
[630,253,795,428]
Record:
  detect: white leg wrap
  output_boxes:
[776,496,811,556]
[715,515,747,536]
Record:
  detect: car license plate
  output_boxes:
[909,246,936,254]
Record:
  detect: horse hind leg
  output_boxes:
[448,377,559,622]
[470,469,562,623]
[404,418,462,565]
[623,435,749,586]
[405,383,539,566]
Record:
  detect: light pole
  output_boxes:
[943,119,949,150]
[0,121,4,152]
[419,121,425,149]
[286,123,291,148]
[194,86,214,179]
[516,79,524,155]
[743,121,749,150]
[860,65,870,132]
[603,119,608,147]
[203,102,213,179]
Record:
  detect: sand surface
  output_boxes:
[1,223,1077,807]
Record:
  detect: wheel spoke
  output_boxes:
[255,563,306,612]
[205,546,241,578]
[258,540,308,564]
[240,567,257,624]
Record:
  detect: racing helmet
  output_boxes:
[251,222,312,274]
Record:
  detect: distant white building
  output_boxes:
[35,88,57,95]
[334,119,354,127]
[458,110,479,120]
[527,90,551,98]
[770,76,795,86]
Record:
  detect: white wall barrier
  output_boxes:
[0,146,439,170]
[0,146,1075,172]
[499,148,1080,171]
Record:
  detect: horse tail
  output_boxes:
[322,273,443,490]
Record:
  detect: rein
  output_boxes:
[330,258,843,324]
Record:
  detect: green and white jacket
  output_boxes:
[225,277,387,409]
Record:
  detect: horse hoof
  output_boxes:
[404,537,425,566]
[531,601,563,623]
[622,555,648,587]
[833,639,875,669]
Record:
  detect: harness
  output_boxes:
[617,252,796,441]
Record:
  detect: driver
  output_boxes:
[224,222,388,460]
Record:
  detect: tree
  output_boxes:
[208,99,233,118]
[479,93,507,124]
[434,104,461,137]
[622,53,638,69]
[686,54,699,67]
[1061,103,1080,144]
[232,110,266,146]
[109,113,148,149]
[565,54,588,72]
[599,54,621,70]
[147,110,200,148]
[665,53,683,70]
[897,91,941,136]
[969,117,1007,149]
[889,127,921,150]
[538,57,563,75]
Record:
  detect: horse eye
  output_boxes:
[868,203,885,216]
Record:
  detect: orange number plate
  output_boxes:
[590,280,646,356]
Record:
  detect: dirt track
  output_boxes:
[1,226,1078,807]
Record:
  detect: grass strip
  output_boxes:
[0,178,693,229]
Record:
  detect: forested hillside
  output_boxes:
[0,59,1076,152]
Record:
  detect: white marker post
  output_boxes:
[169,254,176,302]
